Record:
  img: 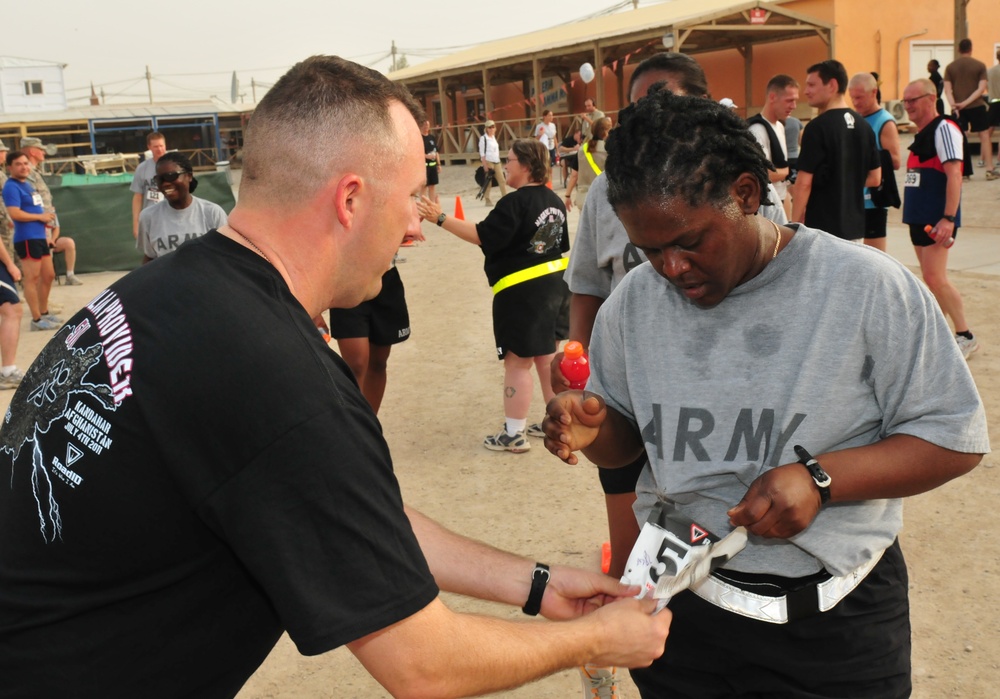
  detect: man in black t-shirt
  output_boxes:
[792,60,880,240]
[0,56,670,699]
[420,119,441,203]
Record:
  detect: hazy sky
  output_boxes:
[2,0,643,104]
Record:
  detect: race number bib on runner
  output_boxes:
[31,192,43,207]
[904,171,920,187]
[146,189,163,203]
[621,501,747,611]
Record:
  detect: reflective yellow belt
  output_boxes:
[583,143,603,176]
[492,257,568,295]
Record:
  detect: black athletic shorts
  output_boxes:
[909,222,958,247]
[425,163,439,186]
[328,266,410,346]
[631,539,911,698]
[14,239,50,260]
[989,102,1000,128]
[955,105,989,133]
[597,453,647,495]
[493,272,569,359]
[864,207,888,239]
[0,266,19,305]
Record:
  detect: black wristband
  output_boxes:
[521,563,550,616]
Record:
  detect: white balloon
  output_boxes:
[579,62,595,84]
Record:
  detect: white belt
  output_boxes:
[689,548,884,624]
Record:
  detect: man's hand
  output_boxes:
[727,463,821,538]
[540,565,640,620]
[5,262,21,283]
[578,597,671,669]
[543,391,607,464]
[549,351,571,393]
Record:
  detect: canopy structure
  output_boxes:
[391,0,832,137]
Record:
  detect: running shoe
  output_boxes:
[986,170,999,181]
[0,368,24,389]
[66,273,84,285]
[483,426,530,453]
[957,335,980,360]
[579,665,623,699]
[30,318,59,331]
[526,423,545,438]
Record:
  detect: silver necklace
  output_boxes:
[232,228,270,264]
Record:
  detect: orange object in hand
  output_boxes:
[924,224,954,248]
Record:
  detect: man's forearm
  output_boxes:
[405,506,534,606]
[131,193,142,237]
[568,294,604,349]
[581,405,644,468]
[791,173,812,222]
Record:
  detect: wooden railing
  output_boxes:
[434,112,617,165]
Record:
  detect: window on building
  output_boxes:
[24,81,43,96]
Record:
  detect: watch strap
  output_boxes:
[436,212,447,226]
[793,445,832,504]
[521,563,550,616]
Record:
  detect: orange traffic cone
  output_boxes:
[601,541,611,574]
[454,196,465,221]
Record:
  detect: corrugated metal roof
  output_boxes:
[0,98,254,126]
[0,55,67,69]
[389,0,813,82]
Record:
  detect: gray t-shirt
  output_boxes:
[130,158,162,210]
[566,173,786,300]
[137,197,228,259]
[588,225,989,577]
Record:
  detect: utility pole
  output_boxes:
[954,0,969,50]
[145,65,153,104]
[391,40,398,72]
[251,78,257,103]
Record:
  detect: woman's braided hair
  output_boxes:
[606,89,773,212]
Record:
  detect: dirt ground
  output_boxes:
[6,163,997,698]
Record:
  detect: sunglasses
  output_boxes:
[154,171,186,185]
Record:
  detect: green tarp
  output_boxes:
[48,172,237,273]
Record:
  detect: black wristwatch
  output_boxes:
[793,445,832,504]
[521,563,550,616]
[941,214,956,223]
[436,212,447,227]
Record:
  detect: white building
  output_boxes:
[0,56,68,114]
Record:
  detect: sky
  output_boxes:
[1,0,652,105]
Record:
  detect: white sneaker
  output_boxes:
[66,273,83,286]
[0,368,24,389]
[579,665,623,699]
[957,334,980,360]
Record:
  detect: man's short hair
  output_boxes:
[239,55,423,208]
[766,74,799,94]
[584,98,595,108]
[928,59,940,70]
[5,150,27,167]
[908,78,937,98]
[807,60,849,94]
[958,38,972,54]
[606,90,772,212]
[848,72,878,92]
[146,131,165,146]
[628,52,709,100]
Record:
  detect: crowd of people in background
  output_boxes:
[0,41,995,699]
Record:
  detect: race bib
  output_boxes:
[31,192,43,207]
[146,189,163,202]
[904,171,920,187]
[621,501,747,611]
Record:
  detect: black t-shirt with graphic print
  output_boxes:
[0,231,438,698]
